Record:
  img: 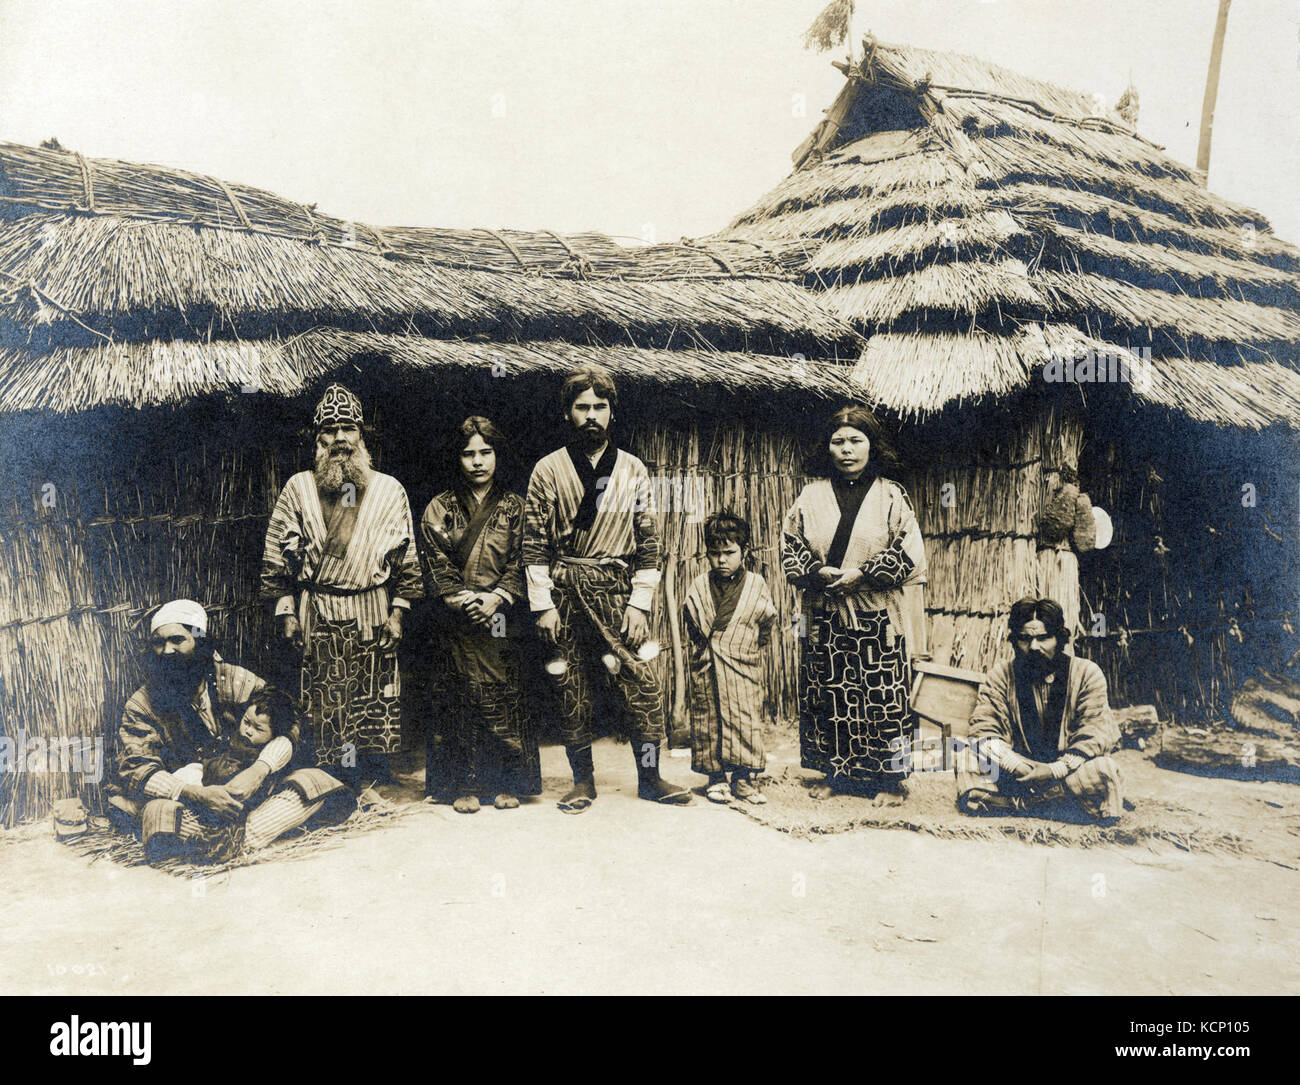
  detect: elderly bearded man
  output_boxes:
[523,364,690,812]
[261,384,424,796]
[957,596,1124,823]
[105,599,354,861]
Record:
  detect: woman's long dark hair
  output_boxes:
[449,415,511,493]
[803,405,900,479]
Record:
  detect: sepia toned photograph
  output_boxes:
[0,0,1296,1019]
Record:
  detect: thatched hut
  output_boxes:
[717,38,1300,721]
[0,141,862,824]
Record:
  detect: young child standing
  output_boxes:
[684,511,779,804]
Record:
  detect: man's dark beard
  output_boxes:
[1020,650,1055,678]
[571,420,608,452]
[145,651,210,714]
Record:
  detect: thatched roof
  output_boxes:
[0,141,858,414]
[718,38,1300,427]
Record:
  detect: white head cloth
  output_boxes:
[150,599,208,637]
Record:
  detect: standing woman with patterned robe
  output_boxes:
[420,416,540,813]
[781,406,928,805]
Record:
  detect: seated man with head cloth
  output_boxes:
[105,599,355,861]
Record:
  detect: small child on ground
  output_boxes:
[683,510,779,805]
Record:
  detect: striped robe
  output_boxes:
[522,446,660,613]
[684,570,778,774]
[261,470,423,760]
[105,657,352,856]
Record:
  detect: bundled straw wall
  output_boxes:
[906,396,1084,674]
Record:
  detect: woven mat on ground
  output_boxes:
[735,767,1259,856]
[64,802,412,878]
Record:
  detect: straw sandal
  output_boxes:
[452,795,480,814]
[558,780,597,814]
[705,780,733,804]
[731,777,766,805]
[493,793,520,810]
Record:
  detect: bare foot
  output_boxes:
[809,782,835,801]
[493,793,519,810]
[452,794,480,814]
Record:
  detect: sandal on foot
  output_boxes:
[732,778,767,805]
[808,782,835,800]
[705,781,733,804]
[452,795,480,814]
[493,793,520,810]
[638,777,693,805]
[558,781,597,814]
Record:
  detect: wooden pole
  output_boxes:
[1196,0,1232,178]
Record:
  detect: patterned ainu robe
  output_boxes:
[522,444,664,746]
[419,486,541,798]
[683,570,778,775]
[260,470,424,761]
[782,476,928,786]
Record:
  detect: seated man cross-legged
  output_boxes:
[105,599,355,862]
[956,596,1123,823]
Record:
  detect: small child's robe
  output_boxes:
[683,569,778,774]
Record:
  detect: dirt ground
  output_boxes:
[2,734,1297,996]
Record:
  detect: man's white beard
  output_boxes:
[314,441,372,493]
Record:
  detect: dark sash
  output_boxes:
[319,484,362,561]
[709,571,746,634]
[452,484,503,571]
[826,472,880,567]
[566,442,619,533]
[1013,653,1073,761]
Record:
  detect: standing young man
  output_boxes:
[523,365,691,812]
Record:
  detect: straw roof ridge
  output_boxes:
[0,329,861,414]
[0,210,858,352]
[853,39,1131,130]
[0,141,803,284]
[716,38,1300,426]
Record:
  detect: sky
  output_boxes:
[1,0,1297,244]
